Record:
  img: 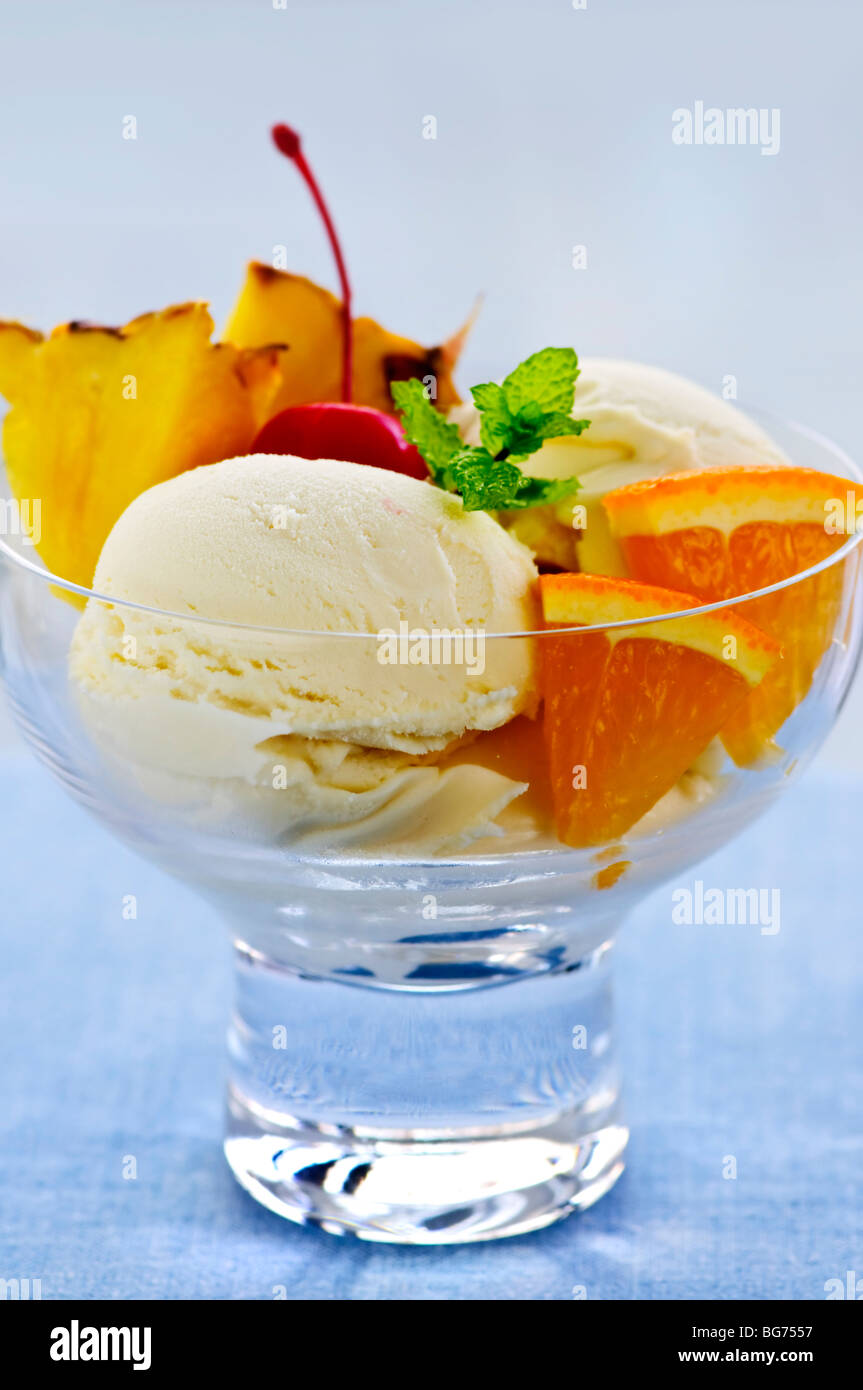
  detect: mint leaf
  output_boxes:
[470,381,512,456]
[505,474,583,509]
[449,450,524,511]
[502,347,579,415]
[391,379,462,485]
[531,413,591,442]
[392,345,589,514]
[472,359,589,460]
[447,447,580,513]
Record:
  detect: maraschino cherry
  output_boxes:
[250,124,430,481]
[253,401,429,479]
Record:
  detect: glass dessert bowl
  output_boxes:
[1,411,861,1244]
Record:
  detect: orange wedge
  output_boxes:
[603,465,862,764]
[539,573,780,848]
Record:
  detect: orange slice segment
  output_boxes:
[604,465,862,764]
[539,573,780,848]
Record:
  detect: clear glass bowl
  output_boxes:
[1,412,861,1243]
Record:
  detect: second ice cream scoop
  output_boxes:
[451,358,788,574]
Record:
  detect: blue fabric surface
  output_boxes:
[0,745,860,1301]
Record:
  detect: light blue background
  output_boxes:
[0,0,861,1299]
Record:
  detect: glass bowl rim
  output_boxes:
[1,408,861,640]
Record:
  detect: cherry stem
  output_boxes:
[271,123,353,403]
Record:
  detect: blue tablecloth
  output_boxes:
[1,745,860,1301]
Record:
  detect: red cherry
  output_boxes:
[251,402,429,480]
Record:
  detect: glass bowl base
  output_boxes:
[224,1085,628,1244]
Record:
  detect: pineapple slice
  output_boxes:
[0,303,284,589]
[224,262,465,416]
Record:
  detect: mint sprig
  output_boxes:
[392,347,588,512]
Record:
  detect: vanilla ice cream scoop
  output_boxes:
[72,453,539,751]
[70,453,540,855]
[452,358,788,574]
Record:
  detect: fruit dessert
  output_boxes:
[0,123,858,858]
